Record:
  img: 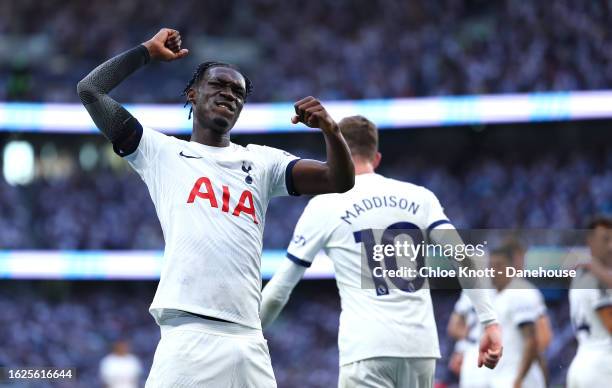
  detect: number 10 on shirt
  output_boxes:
[353,222,426,296]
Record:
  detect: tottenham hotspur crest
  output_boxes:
[242,162,253,184]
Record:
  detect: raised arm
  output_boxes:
[290,97,355,194]
[77,28,188,155]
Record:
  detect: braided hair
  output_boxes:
[182,62,253,119]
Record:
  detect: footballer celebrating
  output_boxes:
[260,116,502,387]
[567,217,612,388]
[77,28,354,387]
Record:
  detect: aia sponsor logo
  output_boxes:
[187,177,258,224]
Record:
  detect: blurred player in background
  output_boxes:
[567,216,612,387]
[99,340,142,388]
[77,28,354,387]
[260,115,502,387]
[503,238,553,355]
[574,217,612,288]
[455,246,546,388]
[447,236,553,382]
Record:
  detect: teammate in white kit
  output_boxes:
[260,115,502,387]
[78,28,355,387]
[452,246,547,388]
[567,217,612,387]
[99,340,142,388]
[448,241,552,388]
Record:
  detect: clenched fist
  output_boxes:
[292,96,338,135]
[478,322,503,369]
[143,28,189,62]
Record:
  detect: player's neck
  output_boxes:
[354,161,375,175]
[190,127,230,147]
[494,277,511,292]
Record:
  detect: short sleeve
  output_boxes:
[253,145,300,198]
[454,291,473,316]
[424,189,451,233]
[594,288,612,310]
[510,289,545,327]
[123,126,171,179]
[286,198,329,267]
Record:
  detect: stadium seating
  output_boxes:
[2,1,612,103]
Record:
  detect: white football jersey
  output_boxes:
[286,173,450,365]
[454,290,492,388]
[569,268,612,352]
[454,291,481,346]
[99,353,142,388]
[457,280,546,387]
[126,127,299,329]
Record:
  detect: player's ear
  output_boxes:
[372,152,382,169]
[186,88,196,104]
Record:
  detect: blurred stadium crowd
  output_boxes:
[1,138,610,250]
[0,282,343,388]
[0,283,574,388]
[2,0,612,102]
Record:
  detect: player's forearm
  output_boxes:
[516,332,537,382]
[536,353,549,385]
[321,127,355,193]
[77,45,149,146]
[260,292,290,329]
[261,274,294,329]
[447,313,468,340]
[260,260,306,329]
[431,226,497,323]
[78,45,150,99]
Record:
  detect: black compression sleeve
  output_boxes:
[77,45,150,156]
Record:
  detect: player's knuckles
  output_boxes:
[295,96,310,104]
[305,100,321,109]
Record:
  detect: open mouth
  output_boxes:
[215,101,235,113]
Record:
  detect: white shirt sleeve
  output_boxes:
[510,289,545,326]
[124,126,172,179]
[286,197,329,267]
[423,188,451,232]
[593,287,612,310]
[251,145,300,198]
[454,291,472,316]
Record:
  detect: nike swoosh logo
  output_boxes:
[179,151,203,159]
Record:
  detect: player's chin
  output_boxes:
[212,116,231,131]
